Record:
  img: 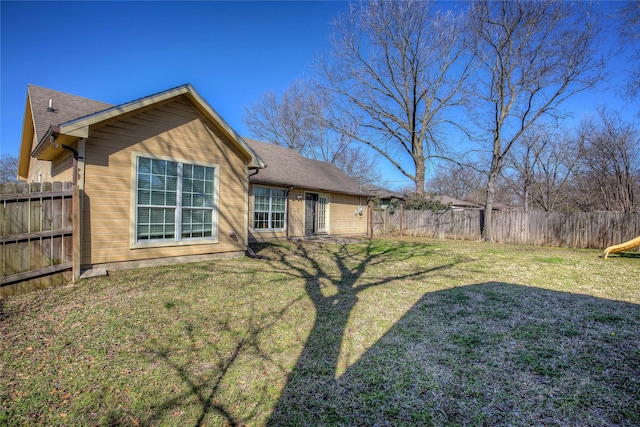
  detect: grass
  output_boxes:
[1,237,639,426]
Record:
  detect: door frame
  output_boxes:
[304,192,330,236]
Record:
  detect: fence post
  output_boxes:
[368,200,374,239]
[72,185,80,283]
[399,203,404,236]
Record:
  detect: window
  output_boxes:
[253,186,286,230]
[136,156,216,243]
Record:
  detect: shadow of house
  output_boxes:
[268,279,639,426]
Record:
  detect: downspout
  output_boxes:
[247,166,261,249]
[74,140,87,277]
[248,167,260,179]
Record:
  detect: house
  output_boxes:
[245,139,369,241]
[432,195,482,210]
[361,185,405,210]
[18,84,266,271]
[17,84,371,272]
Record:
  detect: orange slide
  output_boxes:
[602,236,640,259]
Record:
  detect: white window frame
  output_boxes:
[130,152,219,248]
[252,185,287,232]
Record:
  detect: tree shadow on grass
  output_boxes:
[137,294,305,427]
[257,239,464,425]
[264,243,639,426]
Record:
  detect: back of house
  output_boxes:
[18,84,264,271]
[17,84,372,275]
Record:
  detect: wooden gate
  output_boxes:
[1,182,80,297]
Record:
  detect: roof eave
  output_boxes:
[17,94,35,180]
[30,126,81,161]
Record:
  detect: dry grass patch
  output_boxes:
[1,237,638,426]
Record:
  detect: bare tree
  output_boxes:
[243,79,321,155]
[332,144,382,186]
[468,0,604,240]
[0,153,18,184]
[427,163,486,202]
[504,126,583,212]
[573,108,639,212]
[244,80,382,185]
[318,0,474,195]
[617,0,640,100]
[502,130,545,212]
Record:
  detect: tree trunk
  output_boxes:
[414,158,426,196]
[483,170,499,242]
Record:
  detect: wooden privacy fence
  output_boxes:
[374,208,640,250]
[1,182,80,298]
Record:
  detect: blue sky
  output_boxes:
[0,1,348,151]
[1,1,636,189]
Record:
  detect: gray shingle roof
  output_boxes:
[246,139,368,196]
[433,195,481,208]
[28,84,113,143]
[361,185,405,200]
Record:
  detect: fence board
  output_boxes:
[1,182,75,297]
[374,208,640,250]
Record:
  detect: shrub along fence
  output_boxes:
[374,208,640,250]
[1,182,80,298]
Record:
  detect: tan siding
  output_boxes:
[81,97,249,267]
[50,151,74,181]
[329,193,367,236]
[288,189,306,237]
[27,135,53,182]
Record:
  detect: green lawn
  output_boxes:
[1,237,638,426]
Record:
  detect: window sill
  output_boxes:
[130,238,220,249]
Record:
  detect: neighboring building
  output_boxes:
[362,185,405,210]
[17,84,371,272]
[245,139,369,241]
[431,195,482,210]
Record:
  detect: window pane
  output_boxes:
[138,174,151,190]
[271,212,285,229]
[138,157,151,174]
[194,165,205,180]
[138,189,150,205]
[183,164,193,179]
[166,161,178,176]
